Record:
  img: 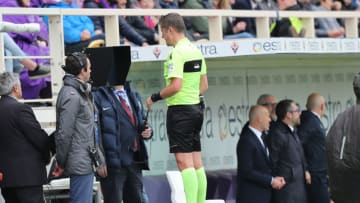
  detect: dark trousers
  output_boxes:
[307,172,330,203]
[1,185,44,203]
[100,164,143,203]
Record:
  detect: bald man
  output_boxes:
[236,105,285,203]
[298,93,330,203]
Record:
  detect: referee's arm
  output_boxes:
[200,74,208,95]
[146,77,182,109]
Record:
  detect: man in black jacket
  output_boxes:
[269,99,310,203]
[0,72,50,203]
[298,93,330,203]
[327,73,360,203]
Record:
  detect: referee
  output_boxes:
[146,12,209,203]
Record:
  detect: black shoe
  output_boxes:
[28,65,50,79]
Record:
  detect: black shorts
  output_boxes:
[166,104,204,153]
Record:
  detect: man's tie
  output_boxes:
[118,93,135,127]
[261,133,267,147]
[261,132,269,157]
[118,92,138,151]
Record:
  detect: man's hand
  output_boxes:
[94,29,103,35]
[141,127,152,139]
[146,97,154,110]
[271,176,286,190]
[96,165,107,178]
[232,21,247,34]
[36,39,47,47]
[80,30,91,41]
[52,161,65,177]
[328,28,345,38]
[305,170,311,184]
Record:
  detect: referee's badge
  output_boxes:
[168,62,174,74]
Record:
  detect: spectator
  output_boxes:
[237,105,285,203]
[0,72,50,203]
[213,0,255,39]
[3,32,50,79]
[44,0,106,54]
[146,13,209,203]
[54,52,107,203]
[270,0,305,37]
[83,0,149,46]
[313,0,345,38]
[0,0,52,99]
[119,0,159,44]
[326,72,360,203]
[30,0,57,7]
[91,46,152,203]
[338,0,358,10]
[298,93,331,203]
[159,0,178,8]
[132,0,159,32]
[268,99,310,203]
[231,0,257,37]
[255,0,277,9]
[179,0,212,41]
[350,0,359,8]
[298,0,317,10]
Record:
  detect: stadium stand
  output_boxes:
[1,8,360,203]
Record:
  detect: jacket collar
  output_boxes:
[63,74,91,96]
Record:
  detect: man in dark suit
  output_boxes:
[298,93,330,203]
[237,105,285,203]
[269,99,310,203]
[0,72,50,203]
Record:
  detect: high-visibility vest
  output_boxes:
[270,17,304,35]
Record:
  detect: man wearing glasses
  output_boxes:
[257,94,277,120]
[268,99,310,203]
[257,94,278,126]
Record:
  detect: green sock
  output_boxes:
[181,167,198,203]
[196,167,207,203]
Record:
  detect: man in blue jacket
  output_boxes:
[44,0,105,54]
[89,46,152,203]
